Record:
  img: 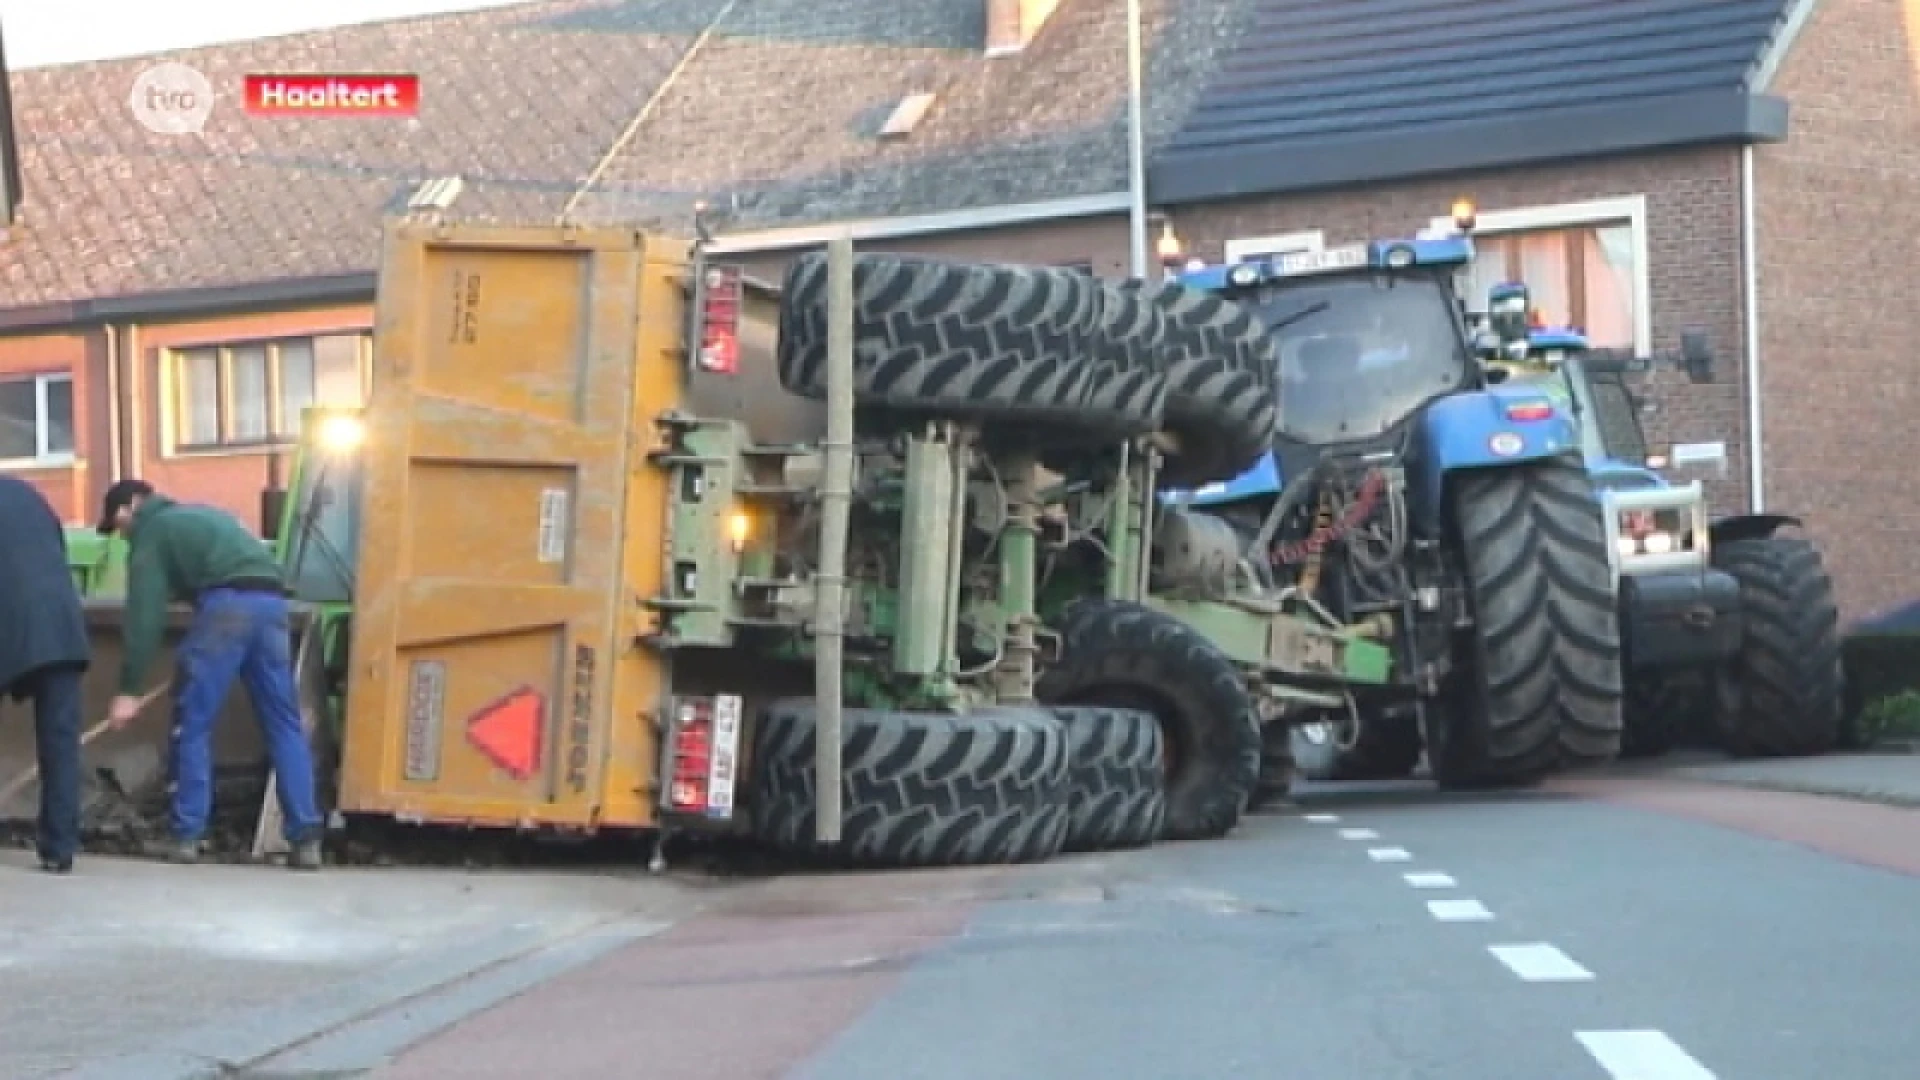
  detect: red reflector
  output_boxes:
[697,264,744,375]
[465,687,545,781]
[1505,400,1554,422]
[666,699,717,811]
[1622,510,1655,535]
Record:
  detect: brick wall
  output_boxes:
[1754,0,1920,623]
[130,303,373,531]
[0,329,100,523]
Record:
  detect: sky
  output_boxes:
[0,0,534,69]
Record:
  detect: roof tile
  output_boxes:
[1,0,1244,314]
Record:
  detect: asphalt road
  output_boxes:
[782,781,1920,1080]
[23,762,1920,1079]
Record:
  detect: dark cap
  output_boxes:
[96,479,154,536]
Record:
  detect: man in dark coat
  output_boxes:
[0,475,91,872]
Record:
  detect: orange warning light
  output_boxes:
[466,687,545,780]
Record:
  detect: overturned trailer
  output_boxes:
[10,221,1405,867]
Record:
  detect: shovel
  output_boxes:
[0,682,171,808]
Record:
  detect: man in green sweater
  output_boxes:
[98,480,323,869]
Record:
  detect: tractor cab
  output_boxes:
[1171,230,1487,528]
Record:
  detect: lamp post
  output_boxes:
[1125,0,1149,279]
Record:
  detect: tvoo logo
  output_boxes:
[129,61,215,135]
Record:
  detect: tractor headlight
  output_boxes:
[1615,508,1693,559]
[318,414,365,454]
[1227,264,1261,287]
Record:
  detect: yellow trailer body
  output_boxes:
[338,223,691,830]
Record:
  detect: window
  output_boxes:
[172,333,368,451]
[1464,223,1637,348]
[0,372,76,465]
[1436,197,1650,352]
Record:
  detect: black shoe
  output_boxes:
[37,855,73,874]
[289,838,324,871]
[145,837,201,864]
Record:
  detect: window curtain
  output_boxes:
[1583,223,1636,348]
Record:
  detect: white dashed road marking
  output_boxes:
[1338,828,1379,840]
[1303,813,1340,824]
[1576,1030,1718,1079]
[1367,847,1412,862]
[1426,898,1494,922]
[1488,943,1594,982]
[1403,871,1456,889]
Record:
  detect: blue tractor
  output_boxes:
[1484,308,1847,761]
[1173,219,1622,790]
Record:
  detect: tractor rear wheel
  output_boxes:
[1435,460,1624,788]
[777,254,1165,446]
[1711,534,1844,757]
[751,701,1070,867]
[1053,705,1166,852]
[1038,599,1262,842]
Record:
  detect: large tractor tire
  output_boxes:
[1433,460,1624,788]
[1711,534,1843,757]
[777,253,1164,442]
[751,701,1070,867]
[1293,706,1425,782]
[1037,599,1262,842]
[1140,282,1280,489]
[1053,705,1166,852]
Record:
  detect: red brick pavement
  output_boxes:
[1549,771,1920,878]
[373,868,1009,1080]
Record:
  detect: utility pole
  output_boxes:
[1125,0,1149,279]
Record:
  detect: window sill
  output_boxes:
[167,442,299,461]
[0,455,80,473]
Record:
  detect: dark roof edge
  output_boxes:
[0,22,23,225]
[0,271,380,333]
[1150,91,1790,206]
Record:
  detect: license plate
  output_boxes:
[1277,245,1369,275]
[705,695,743,819]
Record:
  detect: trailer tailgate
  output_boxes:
[338,223,687,829]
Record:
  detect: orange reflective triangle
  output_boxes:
[466,687,544,780]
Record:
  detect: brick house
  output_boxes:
[1129,0,1920,624]
[4,0,1916,621]
[0,0,1228,528]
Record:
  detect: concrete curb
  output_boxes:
[55,912,674,1080]
[1682,772,1920,810]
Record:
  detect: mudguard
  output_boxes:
[1177,453,1281,509]
[1708,512,1802,549]
[1414,385,1582,527]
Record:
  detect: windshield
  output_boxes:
[1256,273,1468,445]
[282,454,363,604]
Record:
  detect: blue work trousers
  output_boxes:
[170,587,322,845]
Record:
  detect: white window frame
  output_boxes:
[0,372,77,468]
[1428,195,1652,355]
[1224,230,1325,264]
